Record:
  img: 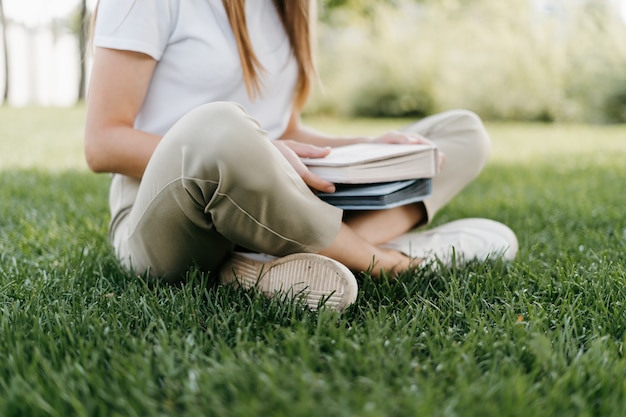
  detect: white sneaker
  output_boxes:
[381,218,518,268]
[219,252,358,311]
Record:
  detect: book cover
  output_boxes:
[301,143,439,184]
[316,178,432,210]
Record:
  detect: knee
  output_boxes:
[154,102,270,182]
[460,110,490,162]
[169,102,281,188]
[443,109,491,173]
[160,102,266,167]
[167,102,263,153]
[198,102,261,139]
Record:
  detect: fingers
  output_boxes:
[374,131,431,145]
[437,150,446,171]
[290,157,336,193]
[273,140,336,193]
[373,131,445,171]
[301,170,336,193]
[279,139,332,158]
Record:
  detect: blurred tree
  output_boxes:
[0,0,8,104]
[319,0,400,22]
[77,0,88,103]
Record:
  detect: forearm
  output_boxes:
[84,124,161,179]
[84,48,161,179]
[279,114,373,147]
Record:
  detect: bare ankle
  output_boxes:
[369,248,416,278]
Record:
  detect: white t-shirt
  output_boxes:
[94,0,298,140]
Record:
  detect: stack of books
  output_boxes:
[301,143,439,210]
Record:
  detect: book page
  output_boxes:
[301,143,434,167]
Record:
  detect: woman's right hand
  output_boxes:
[272,139,337,194]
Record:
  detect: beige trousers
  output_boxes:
[110,103,490,281]
[400,110,491,221]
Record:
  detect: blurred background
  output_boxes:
[0,0,625,123]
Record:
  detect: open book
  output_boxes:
[300,143,439,184]
[316,178,432,210]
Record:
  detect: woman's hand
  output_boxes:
[373,130,436,146]
[373,131,445,171]
[273,140,336,193]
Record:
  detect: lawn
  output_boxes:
[1,106,625,416]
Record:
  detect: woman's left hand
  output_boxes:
[372,131,432,145]
[372,131,445,170]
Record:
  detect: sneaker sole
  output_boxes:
[219,252,358,311]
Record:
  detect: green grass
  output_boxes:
[1,106,625,416]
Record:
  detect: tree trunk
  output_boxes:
[77,0,87,103]
[0,0,9,104]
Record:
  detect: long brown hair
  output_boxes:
[223,0,317,110]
